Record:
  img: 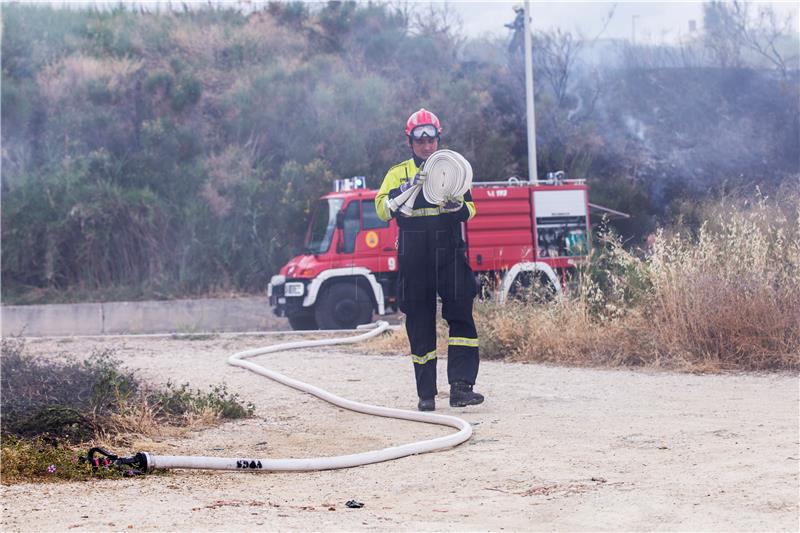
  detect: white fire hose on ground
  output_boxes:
[82,321,473,473]
[387,150,473,217]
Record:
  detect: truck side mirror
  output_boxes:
[335,211,345,230]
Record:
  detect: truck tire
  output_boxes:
[508,271,557,304]
[314,282,373,330]
[288,312,318,331]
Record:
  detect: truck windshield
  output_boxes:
[305,198,344,254]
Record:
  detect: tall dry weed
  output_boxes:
[476,298,642,366]
[645,193,800,369]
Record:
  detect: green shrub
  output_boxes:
[1,341,137,441]
[0,340,255,443]
[150,383,255,420]
[144,70,173,94]
[170,75,202,112]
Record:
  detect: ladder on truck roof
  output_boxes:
[472,177,587,187]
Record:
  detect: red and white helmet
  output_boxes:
[405,108,442,139]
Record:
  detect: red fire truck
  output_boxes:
[268,175,595,330]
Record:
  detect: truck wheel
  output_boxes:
[288,312,318,331]
[509,272,557,304]
[315,282,373,330]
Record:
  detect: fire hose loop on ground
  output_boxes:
[85,321,473,473]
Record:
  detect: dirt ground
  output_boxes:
[2,332,798,532]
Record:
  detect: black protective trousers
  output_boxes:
[397,218,480,400]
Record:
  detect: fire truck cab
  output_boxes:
[269,175,591,330]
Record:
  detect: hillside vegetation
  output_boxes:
[2,2,798,303]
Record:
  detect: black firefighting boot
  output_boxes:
[449,382,484,407]
[418,398,436,411]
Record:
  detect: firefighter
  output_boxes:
[375,108,485,412]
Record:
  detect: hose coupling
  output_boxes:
[80,447,151,476]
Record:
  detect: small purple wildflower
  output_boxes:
[47,464,56,474]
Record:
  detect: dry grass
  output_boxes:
[103,398,222,444]
[475,299,643,366]
[38,54,143,105]
[240,13,308,59]
[642,193,800,370]
[369,192,800,373]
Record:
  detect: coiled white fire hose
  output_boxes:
[130,321,472,472]
[388,150,473,217]
[420,149,473,205]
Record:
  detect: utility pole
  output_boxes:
[523,0,538,182]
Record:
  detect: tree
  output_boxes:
[703,0,799,78]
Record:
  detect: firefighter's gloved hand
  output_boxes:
[388,174,424,215]
[399,172,426,194]
[441,196,464,212]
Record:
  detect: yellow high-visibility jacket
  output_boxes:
[375,158,476,223]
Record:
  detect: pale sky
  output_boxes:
[452,1,799,44]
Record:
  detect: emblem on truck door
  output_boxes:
[365,231,379,248]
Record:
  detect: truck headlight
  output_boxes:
[284,282,304,297]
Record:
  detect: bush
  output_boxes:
[1,341,137,441]
[148,382,255,421]
[1,340,256,483]
[0,340,255,444]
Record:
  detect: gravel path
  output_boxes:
[2,333,798,531]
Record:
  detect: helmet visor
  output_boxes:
[410,124,439,140]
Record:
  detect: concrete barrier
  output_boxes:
[1,297,287,337]
[1,302,103,337]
